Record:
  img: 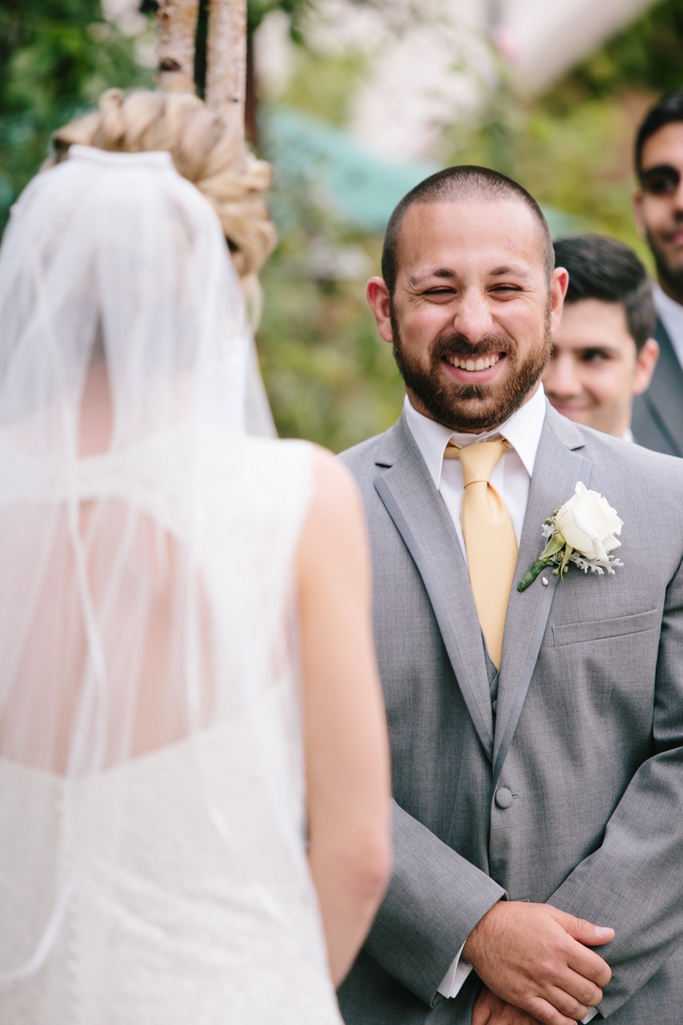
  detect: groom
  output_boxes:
[338,166,683,1025]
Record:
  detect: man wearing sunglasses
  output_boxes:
[632,90,683,455]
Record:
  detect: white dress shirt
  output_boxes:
[404,387,598,1023]
[403,384,546,561]
[653,284,683,368]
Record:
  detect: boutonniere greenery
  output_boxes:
[518,482,623,592]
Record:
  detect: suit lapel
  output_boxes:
[641,319,683,457]
[373,416,494,762]
[492,407,590,786]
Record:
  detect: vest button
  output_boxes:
[495,787,513,809]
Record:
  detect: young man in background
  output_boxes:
[543,234,658,439]
[632,90,683,454]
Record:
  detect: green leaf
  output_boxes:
[540,532,565,560]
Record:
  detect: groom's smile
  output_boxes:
[442,350,503,381]
[367,197,568,433]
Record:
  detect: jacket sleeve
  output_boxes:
[363,800,505,1008]
[548,552,683,1018]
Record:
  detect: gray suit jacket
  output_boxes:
[338,404,683,1025]
[632,317,683,456]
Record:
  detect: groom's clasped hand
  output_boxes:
[465,901,614,1025]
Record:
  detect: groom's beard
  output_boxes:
[390,303,552,433]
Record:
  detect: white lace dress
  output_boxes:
[0,431,343,1025]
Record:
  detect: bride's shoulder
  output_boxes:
[302,446,365,535]
[246,440,367,576]
[222,434,317,480]
[200,432,318,513]
[200,431,365,560]
[202,429,358,504]
[243,438,358,502]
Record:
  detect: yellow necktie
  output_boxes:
[445,439,518,668]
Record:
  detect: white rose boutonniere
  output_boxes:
[518,482,624,592]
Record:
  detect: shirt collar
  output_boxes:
[403,384,547,490]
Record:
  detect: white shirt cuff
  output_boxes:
[436,943,473,998]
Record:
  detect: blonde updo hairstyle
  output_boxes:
[47,89,276,311]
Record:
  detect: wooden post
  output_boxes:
[205,0,247,140]
[156,0,200,93]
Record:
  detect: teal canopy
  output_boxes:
[262,106,583,238]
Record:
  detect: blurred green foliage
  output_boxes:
[0,1,154,229]
[438,0,683,280]
[247,0,310,39]
[257,198,403,451]
[277,48,366,126]
[2,0,683,449]
[442,89,649,265]
[563,0,683,99]
[253,31,406,448]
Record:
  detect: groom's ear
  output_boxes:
[549,267,569,335]
[367,277,394,345]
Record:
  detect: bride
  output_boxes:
[0,107,390,1023]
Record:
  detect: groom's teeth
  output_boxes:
[446,353,501,371]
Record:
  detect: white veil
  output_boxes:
[0,146,320,1010]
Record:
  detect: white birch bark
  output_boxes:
[156,0,200,93]
[205,0,247,139]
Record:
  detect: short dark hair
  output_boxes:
[553,234,655,351]
[635,90,683,179]
[381,165,554,296]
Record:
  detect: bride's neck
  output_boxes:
[79,359,113,458]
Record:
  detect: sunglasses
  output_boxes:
[640,165,683,196]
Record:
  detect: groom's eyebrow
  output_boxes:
[489,264,532,279]
[409,264,534,287]
[409,268,457,286]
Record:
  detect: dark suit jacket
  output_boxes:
[632,317,683,456]
[338,406,683,1025]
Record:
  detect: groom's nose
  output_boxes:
[451,288,495,345]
